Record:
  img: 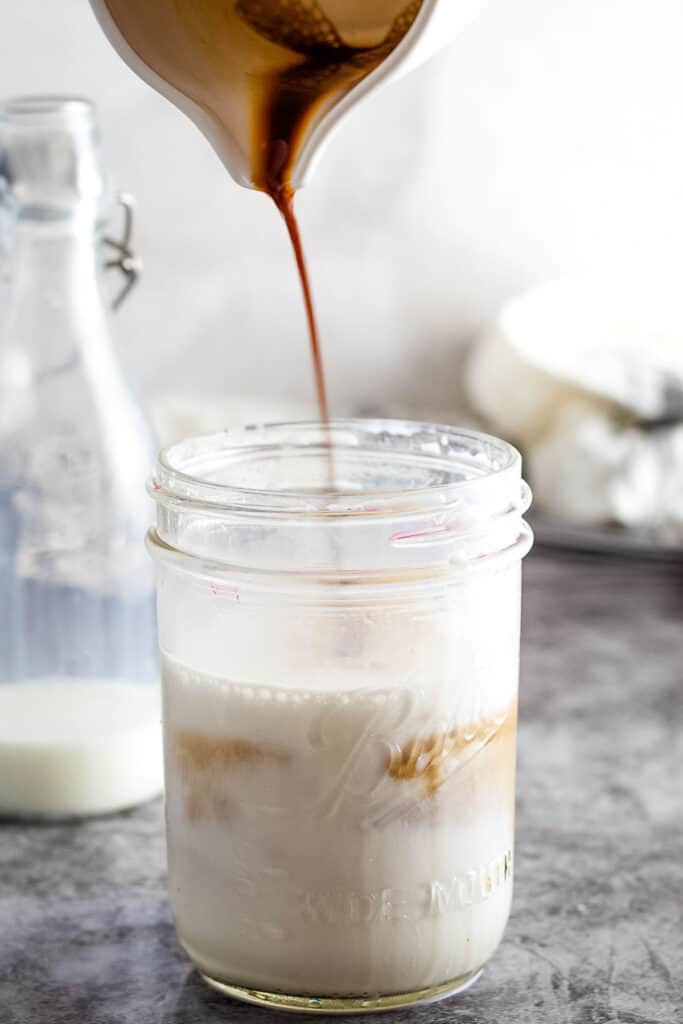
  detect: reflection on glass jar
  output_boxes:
[148,420,532,1011]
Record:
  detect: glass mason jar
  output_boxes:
[0,97,160,818]
[148,420,533,1012]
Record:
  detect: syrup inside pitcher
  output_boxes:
[100,0,423,193]
[98,0,424,422]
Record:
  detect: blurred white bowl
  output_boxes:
[466,275,683,447]
[466,275,683,544]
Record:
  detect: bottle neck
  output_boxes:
[10,214,102,284]
[0,95,114,366]
[4,215,111,370]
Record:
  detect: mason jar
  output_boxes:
[147,420,533,1013]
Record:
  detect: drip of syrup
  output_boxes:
[253,0,423,424]
[266,139,329,422]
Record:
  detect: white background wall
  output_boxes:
[3,0,683,423]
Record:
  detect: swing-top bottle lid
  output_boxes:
[0,96,113,225]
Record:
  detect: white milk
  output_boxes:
[0,679,163,817]
[163,655,517,998]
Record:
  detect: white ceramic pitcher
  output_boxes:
[89,0,486,189]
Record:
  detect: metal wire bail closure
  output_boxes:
[104,191,142,310]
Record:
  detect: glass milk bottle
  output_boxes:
[0,96,161,818]
[148,420,532,1012]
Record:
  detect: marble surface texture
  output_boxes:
[1,549,682,1024]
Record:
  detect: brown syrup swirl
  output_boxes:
[387,707,516,796]
[174,730,291,822]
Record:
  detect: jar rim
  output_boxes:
[1,95,95,128]
[151,419,523,520]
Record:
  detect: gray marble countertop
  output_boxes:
[1,550,682,1024]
